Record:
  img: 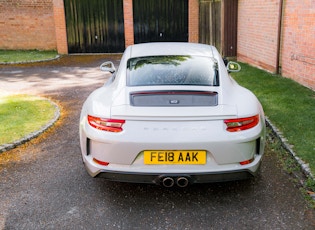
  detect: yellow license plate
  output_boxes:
[144,150,206,165]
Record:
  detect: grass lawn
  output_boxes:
[0,50,57,63]
[0,94,57,146]
[231,63,315,176]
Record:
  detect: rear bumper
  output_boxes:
[87,163,260,186]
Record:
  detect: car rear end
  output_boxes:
[80,85,266,186]
[79,43,266,186]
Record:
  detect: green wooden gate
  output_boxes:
[199,0,238,57]
[222,0,238,57]
[64,0,125,53]
[133,0,188,43]
[199,0,221,52]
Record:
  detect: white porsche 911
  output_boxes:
[79,42,266,187]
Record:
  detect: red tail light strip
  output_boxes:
[88,115,125,132]
[130,90,217,96]
[224,115,259,132]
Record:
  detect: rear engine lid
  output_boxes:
[110,87,236,120]
[130,90,218,107]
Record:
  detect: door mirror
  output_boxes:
[227,61,241,72]
[100,61,116,73]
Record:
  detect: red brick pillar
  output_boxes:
[53,0,68,54]
[123,0,134,48]
[189,0,199,43]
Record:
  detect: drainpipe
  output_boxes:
[276,0,284,74]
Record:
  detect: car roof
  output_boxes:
[128,42,215,58]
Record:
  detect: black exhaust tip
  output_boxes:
[176,177,189,187]
[162,177,175,187]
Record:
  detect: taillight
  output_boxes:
[87,115,125,132]
[224,115,259,132]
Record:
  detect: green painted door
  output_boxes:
[133,0,188,43]
[64,0,125,53]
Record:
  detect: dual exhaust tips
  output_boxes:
[161,176,190,188]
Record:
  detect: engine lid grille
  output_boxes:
[130,91,218,107]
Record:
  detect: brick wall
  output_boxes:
[280,0,315,90]
[238,0,315,90]
[0,0,56,50]
[53,0,67,54]
[123,0,134,48]
[237,0,281,72]
[0,0,199,53]
[189,0,199,43]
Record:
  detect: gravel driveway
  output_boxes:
[0,56,314,229]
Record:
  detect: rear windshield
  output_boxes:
[127,56,219,86]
